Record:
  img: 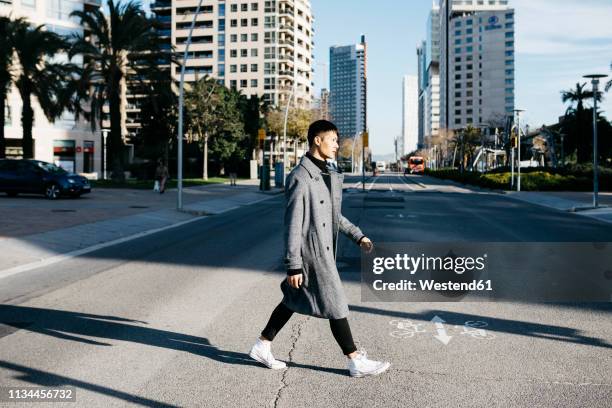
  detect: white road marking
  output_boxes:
[432,315,452,345]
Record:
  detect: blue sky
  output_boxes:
[312,0,612,155]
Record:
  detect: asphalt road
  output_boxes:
[1,173,611,407]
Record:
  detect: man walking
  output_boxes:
[249,120,391,378]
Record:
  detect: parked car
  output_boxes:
[0,159,91,199]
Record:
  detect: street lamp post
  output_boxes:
[514,109,524,191]
[282,76,297,186]
[350,132,360,173]
[176,0,205,211]
[583,74,607,208]
[101,129,108,180]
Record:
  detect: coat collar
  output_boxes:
[298,155,344,184]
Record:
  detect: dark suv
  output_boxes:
[0,159,91,199]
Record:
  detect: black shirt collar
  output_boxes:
[305,152,328,173]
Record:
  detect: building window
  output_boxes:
[505,32,514,38]
[505,22,514,29]
[455,109,461,115]
[505,12,513,19]
[455,101,461,107]
[241,33,248,42]
[466,37,473,43]
[251,79,258,87]
[505,87,513,93]
[230,80,237,89]
[251,63,258,72]
[231,4,238,12]
[467,64,473,70]
[505,59,513,66]
[264,16,275,28]
[455,38,462,45]
[455,83,461,89]
[505,50,514,57]
[241,19,248,27]
[455,30,461,36]
[466,28,473,34]
[251,18,258,26]
[230,34,237,42]
[455,47,461,53]
[466,46,473,52]
[218,64,225,76]
[455,91,461,97]
[240,64,247,72]
[455,118,461,125]
[230,49,237,58]
[230,65,237,73]
[219,3,225,16]
[505,79,514,85]
[455,65,462,71]
[250,48,258,57]
[230,19,237,27]
[455,74,461,80]
[505,97,513,103]
[466,109,473,115]
[505,69,514,75]
[218,48,225,61]
[455,56,461,62]
[454,21,461,28]
[251,33,258,41]
[251,2,258,11]
[240,79,247,88]
[505,41,514,47]
[466,19,473,25]
[241,49,248,57]
[241,3,248,11]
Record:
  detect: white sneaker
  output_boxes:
[348,349,391,378]
[249,339,287,370]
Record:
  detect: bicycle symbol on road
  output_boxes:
[389,317,495,344]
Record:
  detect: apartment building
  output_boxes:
[329,35,367,141]
[439,0,514,131]
[169,0,314,109]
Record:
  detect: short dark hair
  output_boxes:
[307,120,338,147]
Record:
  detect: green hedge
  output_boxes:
[425,169,610,191]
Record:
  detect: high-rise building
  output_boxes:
[439,0,514,130]
[1,0,102,174]
[417,41,426,150]
[313,88,330,120]
[170,0,314,109]
[402,75,419,154]
[329,35,367,142]
[425,4,440,140]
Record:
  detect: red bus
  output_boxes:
[408,156,424,174]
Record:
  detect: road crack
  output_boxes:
[273,316,310,408]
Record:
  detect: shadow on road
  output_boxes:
[349,304,612,350]
[0,360,179,407]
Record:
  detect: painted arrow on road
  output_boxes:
[431,315,452,345]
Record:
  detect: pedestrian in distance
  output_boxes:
[249,120,391,378]
[154,159,169,194]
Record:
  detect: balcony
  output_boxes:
[279,24,294,33]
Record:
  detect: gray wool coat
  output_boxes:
[280,155,364,319]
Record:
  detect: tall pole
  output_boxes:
[351,132,360,173]
[584,74,606,208]
[177,0,205,210]
[282,76,297,185]
[514,109,524,192]
[362,132,366,191]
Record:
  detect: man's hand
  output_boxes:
[360,237,374,253]
[287,274,303,289]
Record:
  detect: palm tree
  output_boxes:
[0,16,28,159]
[561,82,602,163]
[70,0,163,181]
[11,22,76,159]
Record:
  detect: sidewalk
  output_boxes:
[0,179,282,277]
[505,191,612,225]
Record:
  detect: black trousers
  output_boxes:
[261,302,357,355]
